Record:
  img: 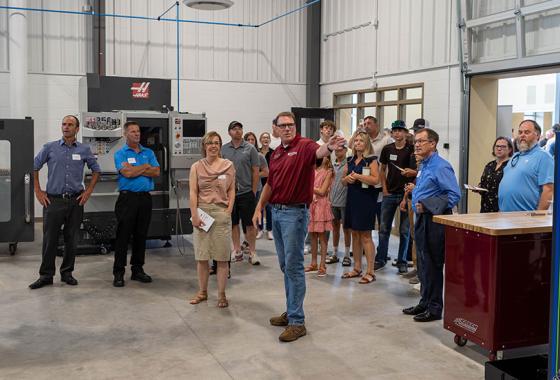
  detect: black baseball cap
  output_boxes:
[391,120,407,130]
[411,118,429,132]
[228,121,243,130]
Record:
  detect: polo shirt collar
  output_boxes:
[125,143,146,152]
[518,143,540,156]
[59,138,78,147]
[370,132,382,142]
[229,140,247,149]
[281,134,302,150]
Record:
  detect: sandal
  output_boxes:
[217,294,229,308]
[304,264,318,273]
[325,255,339,264]
[317,267,327,277]
[189,291,208,304]
[341,269,362,279]
[342,256,351,267]
[359,273,376,284]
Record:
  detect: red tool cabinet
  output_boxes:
[434,212,551,360]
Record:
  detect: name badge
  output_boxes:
[218,175,226,180]
[389,154,397,161]
[127,157,137,164]
[288,152,297,156]
[72,154,81,161]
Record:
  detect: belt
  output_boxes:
[120,191,150,195]
[48,191,82,199]
[271,203,307,210]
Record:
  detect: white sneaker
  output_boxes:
[249,252,261,265]
[267,231,274,240]
[256,230,263,239]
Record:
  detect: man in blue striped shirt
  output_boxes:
[402,128,461,322]
[30,115,100,289]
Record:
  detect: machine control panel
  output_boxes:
[169,113,206,169]
[172,117,184,155]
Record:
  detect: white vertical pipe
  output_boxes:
[9,0,28,118]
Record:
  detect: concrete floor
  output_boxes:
[0,226,486,379]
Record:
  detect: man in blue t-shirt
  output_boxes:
[112,121,160,287]
[498,120,554,212]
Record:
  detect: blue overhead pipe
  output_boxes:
[0,5,258,27]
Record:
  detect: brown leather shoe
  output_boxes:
[279,325,307,342]
[270,312,289,326]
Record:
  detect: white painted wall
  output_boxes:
[105,0,306,84]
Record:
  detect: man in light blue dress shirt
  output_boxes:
[30,115,100,289]
[402,128,461,322]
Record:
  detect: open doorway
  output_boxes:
[466,70,560,213]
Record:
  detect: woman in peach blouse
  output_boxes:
[189,131,236,308]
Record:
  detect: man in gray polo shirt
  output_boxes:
[222,121,261,265]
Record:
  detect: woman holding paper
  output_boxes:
[341,131,380,284]
[189,131,236,308]
[478,137,513,213]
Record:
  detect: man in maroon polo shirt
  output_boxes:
[253,111,345,342]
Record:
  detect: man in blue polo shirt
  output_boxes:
[499,120,554,211]
[112,121,160,287]
[30,115,101,289]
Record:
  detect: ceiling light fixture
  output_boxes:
[183,0,233,11]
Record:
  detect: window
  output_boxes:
[333,83,424,133]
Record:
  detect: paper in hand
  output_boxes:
[391,162,405,172]
[463,184,488,192]
[190,208,215,232]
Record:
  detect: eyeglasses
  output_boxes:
[495,145,508,149]
[277,123,296,129]
[414,139,433,145]
[205,141,221,146]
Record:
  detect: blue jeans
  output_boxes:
[258,204,273,231]
[272,206,308,325]
[376,193,410,265]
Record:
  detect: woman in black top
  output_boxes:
[258,132,274,239]
[478,137,513,213]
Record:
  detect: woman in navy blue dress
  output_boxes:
[342,131,380,284]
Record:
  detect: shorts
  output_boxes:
[193,204,232,261]
[331,206,345,222]
[231,191,256,228]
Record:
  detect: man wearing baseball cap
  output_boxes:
[222,121,261,265]
[410,118,430,133]
[376,120,417,273]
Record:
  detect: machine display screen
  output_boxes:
[183,119,206,138]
